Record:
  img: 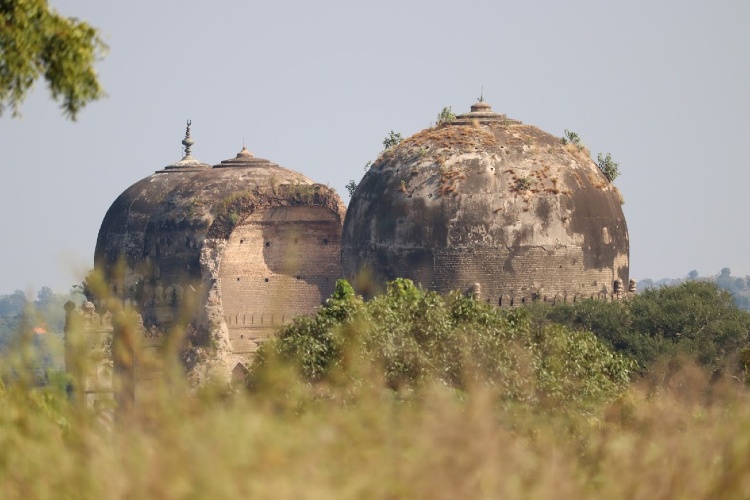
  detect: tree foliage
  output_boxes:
[436,106,455,126]
[250,279,634,412]
[0,0,107,119]
[530,281,750,375]
[641,268,750,311]
[0,286,82,379]
[597,152,620,182]
[0,290,27,317]
[560,129,581,147]
[382,130,403,150]
[345,180,357,198]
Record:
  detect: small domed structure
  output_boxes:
[94,121,210,297]
[342,101,629,304]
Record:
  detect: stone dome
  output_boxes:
[138,145,346,357]
[94,121,210,296]
[342,101,629,304]
[93,116,348,379]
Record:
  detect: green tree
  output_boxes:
[345,180,357,198]
[0,290,27,316]
[560,129,581,147]
[717,267,734,289]
[436,106,455,126]
[530,281,750,375]
[0,0,107,119]
[639,278,654,290]
[382,130,403,150]
[36,286,53,307]
[251,279,633,412]
[596,152,620,182]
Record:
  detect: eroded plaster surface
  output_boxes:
[342,102,629,303]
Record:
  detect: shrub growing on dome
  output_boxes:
[597,152,620,182]
[345,180,358,198]
[436,106,456,126]
[382,131,403,150]
[560,129,582,148]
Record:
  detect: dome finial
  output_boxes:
[162,119,210,171]
[181,119,195,158]
[478,86,484,103]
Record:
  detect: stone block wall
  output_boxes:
[218,206,342,354]
[348,244,629,305]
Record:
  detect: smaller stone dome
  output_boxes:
[93,127,348,384]
[94,121,210,295]
[138,143,346,361]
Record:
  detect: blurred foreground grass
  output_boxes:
[2,278,750,498]
[2,365,750,499]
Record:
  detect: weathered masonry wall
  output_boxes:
[349,245,629,304]
[218,206,342,354]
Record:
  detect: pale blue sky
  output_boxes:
[1,0,748,295]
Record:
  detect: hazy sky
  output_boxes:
[1,0,748,295]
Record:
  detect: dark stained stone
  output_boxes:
[342,101,629,301]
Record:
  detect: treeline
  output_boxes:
[4,276,750,395]
[639,267,750,310]
[0,286,83,373]
[529,281,750,377]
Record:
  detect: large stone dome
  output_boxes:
[94,121,210,296]
[342,101,629,304]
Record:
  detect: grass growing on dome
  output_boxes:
[614,185,625,204]
[438,164,467,197]
[587,171,610,189]
[512,174,533,193]
[285,181,317,203]
[213,191,255,216]
[396,125,498,155]
[267,174,279,193]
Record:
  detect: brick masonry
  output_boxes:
[218,206,342,353]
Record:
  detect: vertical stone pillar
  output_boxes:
[63,301,85,409]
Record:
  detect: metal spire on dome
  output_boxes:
[160,120,210,172]
[182,119,195,158]
[478,86,484,103]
